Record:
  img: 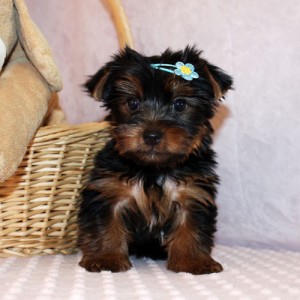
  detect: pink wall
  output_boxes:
[26,0,300,250]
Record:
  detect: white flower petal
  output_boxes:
[183,74,193,81]
[175,61,184,68]
[174,69,182,76]
[191,72,199,78]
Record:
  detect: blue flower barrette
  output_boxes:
[150,61,199,81]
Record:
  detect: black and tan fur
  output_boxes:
[78,46,233,274]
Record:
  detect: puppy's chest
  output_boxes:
[130,176,179,226]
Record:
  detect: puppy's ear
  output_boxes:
[84,67,110,101]
[84,46,140,101]
[205,63,233,100]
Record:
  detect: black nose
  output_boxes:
[143,130,163,146]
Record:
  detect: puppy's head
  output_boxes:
[85,46,233,167]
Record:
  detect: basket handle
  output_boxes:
[103,0,134,49]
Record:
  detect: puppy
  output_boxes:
[78,46,233,275]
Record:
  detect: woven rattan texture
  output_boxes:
[0,122,111,257]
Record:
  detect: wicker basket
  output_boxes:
[0,0,133,257]
[0,122,111,257]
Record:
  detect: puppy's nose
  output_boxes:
[143,130,163,146]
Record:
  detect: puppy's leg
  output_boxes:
[78,187,132,273]
[165,192,222,275]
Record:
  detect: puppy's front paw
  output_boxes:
[167,253,223,275]
[79,254,132,273]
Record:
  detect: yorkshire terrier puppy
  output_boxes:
[78,46,233,275]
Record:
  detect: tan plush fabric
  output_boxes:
[0,0,63,182]
[14,0,62,92]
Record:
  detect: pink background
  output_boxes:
[26,0,300,250]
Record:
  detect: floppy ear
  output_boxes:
[205,63,233,100]
[84,46,141,102]
[84,67,110,101]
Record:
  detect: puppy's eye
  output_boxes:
[127,98,140,111]
[173,99,187,112]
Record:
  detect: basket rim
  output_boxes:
[36,121,111,137]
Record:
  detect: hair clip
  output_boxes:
[150,61,199,81]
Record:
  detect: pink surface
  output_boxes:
[1,245,300,299]
[26,0,300,250]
